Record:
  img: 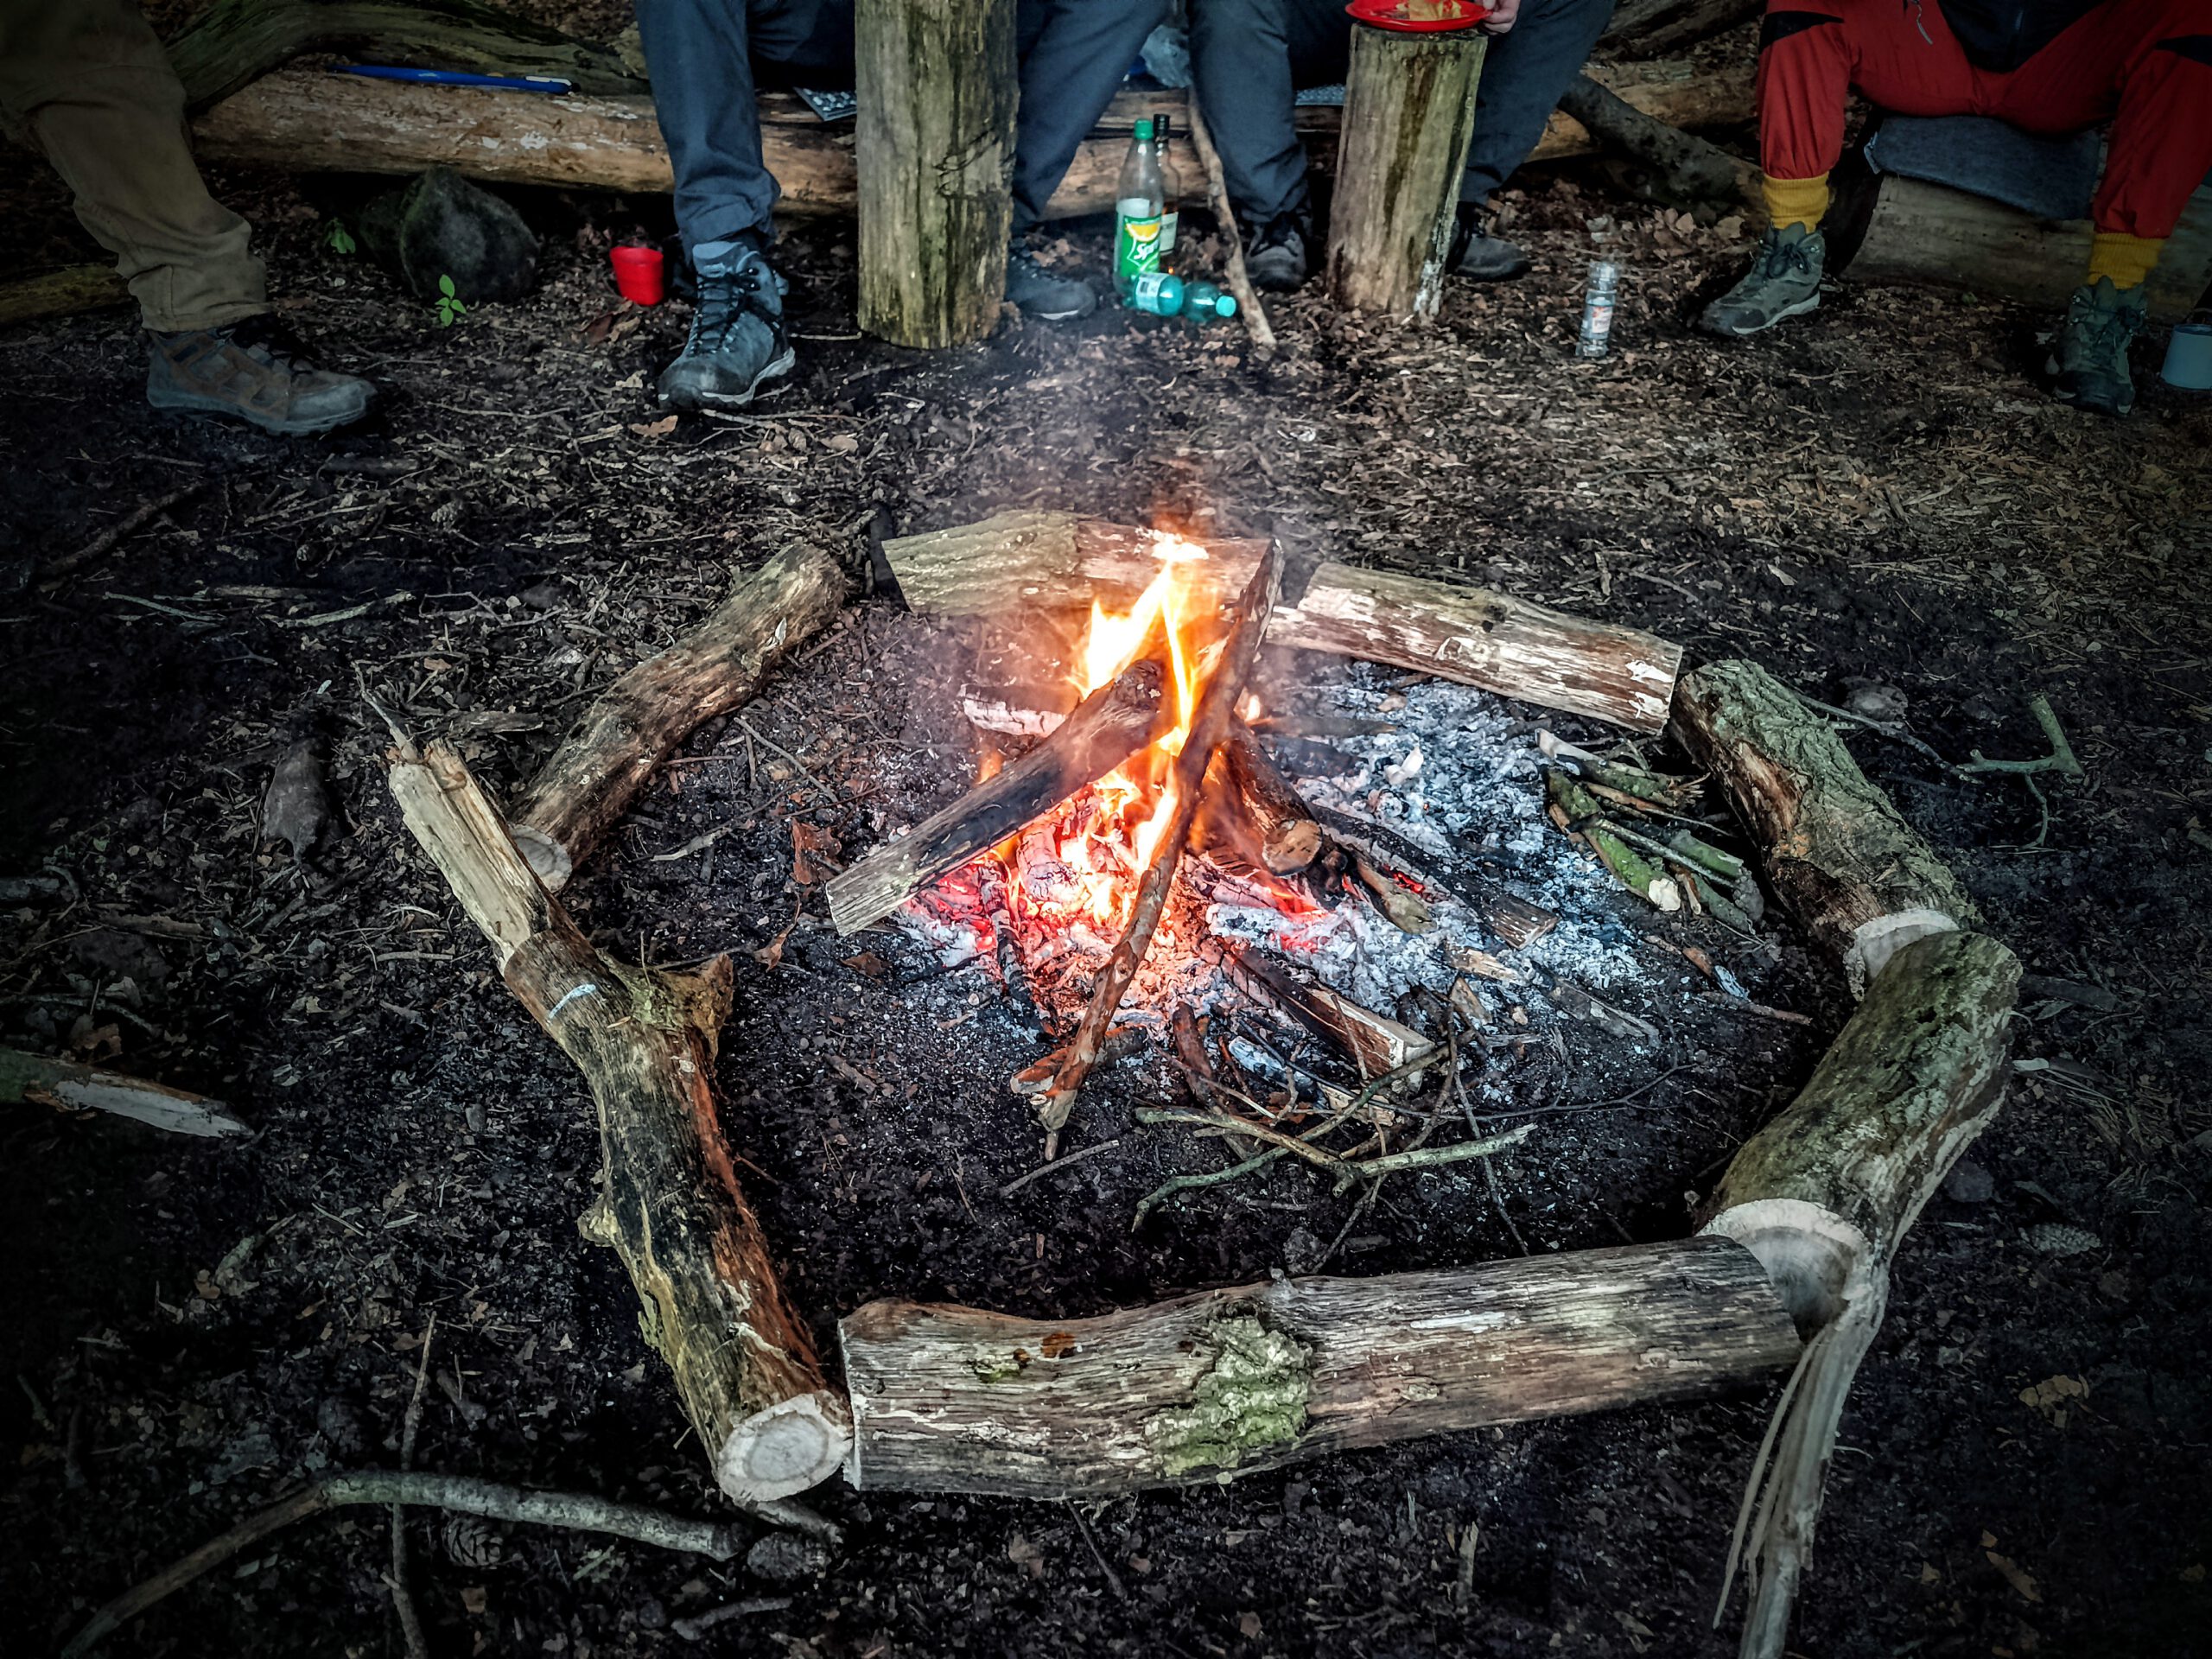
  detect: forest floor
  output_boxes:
[2,132,2209,1659]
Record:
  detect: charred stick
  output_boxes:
[1030,545,1284,1131]
[1221,724,1324,874]
[1221,944,1433,1079]
[830,658,1172,936]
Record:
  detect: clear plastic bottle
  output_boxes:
[1154,113,1185,264]
[1129,271,1185,315]
[1114,117,1166,299]
[1577,260,1620,359]
[1184,280,1238,320]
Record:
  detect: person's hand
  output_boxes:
[1478,0,1521,32]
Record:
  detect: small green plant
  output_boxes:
[435,273,467,327]
[324,221,356,256]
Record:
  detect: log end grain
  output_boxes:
[717,1393,855,1502]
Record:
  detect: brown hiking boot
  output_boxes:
[147,315,375,435]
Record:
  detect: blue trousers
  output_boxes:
[1188,0,1617,226]
[637,0,1168,248]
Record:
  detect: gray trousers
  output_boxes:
[1189,0,1616,228]
[638,0,1167,249]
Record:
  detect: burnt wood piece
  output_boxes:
[1669,658,1977,991]
[509,544,849,892]
[2,1047,248,1138]
[1311,809,1558,949]
[1325,22,1488,320]
[385,741,850,1501]
[882,513,1681,732]
[181,64,1749,211]
[1222,944,1432,1077]
[839,1236,1801,1496]
[1701,930,2019,1659]
[830,660,1172,936]
[1221,724,1324,874]
[1027,546,1283,1132]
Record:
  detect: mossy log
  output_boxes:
[508,545,849,893]
[854,0,1015,347]
[0,265,132,330]
[1700,929,2020,1659]
[840,1237,1800,1496]
[881,512,1682,731]
[1325,23,1487,321]
[385,740,849,1501]
[1671,658,1977,990]
[165,0,648,111]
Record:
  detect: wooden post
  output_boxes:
[855,0,1016,347]
[1325,22,1487,321]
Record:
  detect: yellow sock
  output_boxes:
[2086,232,2163,291]
[1761,173,1831,233]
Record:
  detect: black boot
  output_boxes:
[147,315,375,435]
[1447,203,1530,283]
[1245,207,1313,292]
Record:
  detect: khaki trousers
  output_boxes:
[0,0,265,330]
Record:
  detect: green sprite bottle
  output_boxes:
[1114,117,1165,300]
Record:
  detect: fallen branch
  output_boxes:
[1185,94,1275,353]
[63,1471,747,1657]
[1555,73,1758,210]
[508,544,849,891]
[1960,693,2082,779]
[3,1046,248,1138]
[839,1237,1799,1496]
[42,481,206,583]
[0,264,130,331]
[1026,543,1282,1133]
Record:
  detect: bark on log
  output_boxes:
[385,740,849,1501]
[839,1236,1800,1496]
[1700,928,2019,1659]
[829,660,1172,936]
[0,265,132,330]
[882,512,1681,732]
[2,1047,248,1138]
[177,63,1752,213]
[1670,658,1978,991]
[507,545,849,893]
[164,0,648,111]
[1833,172,2212,327]
[1555,73,1758,210]
[1599,0,1764,55]
[1325,23,1488,321]
[854,0,1014,347]
[1219,725,1323,874]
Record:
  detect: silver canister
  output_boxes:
[1578,260,1620,359]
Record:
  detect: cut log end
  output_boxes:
[715,1394,855,1501]
[509,822,575,892]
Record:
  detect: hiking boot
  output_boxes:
[1244,208,1313,292]
[1449,205,1529,282]
[657,242,794,416]
[146,315,374,435]
[1005,240,1097,320]
[2049,276,2147,417]
[1699,223,1825,337]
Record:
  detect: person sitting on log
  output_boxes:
[639,0,1167,415]
[0,0,377,435]
[1700,0,2212,417]
[1187,0,1618,289]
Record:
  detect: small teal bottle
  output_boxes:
[1183,280,1238,320]
[1128,270,1185,315]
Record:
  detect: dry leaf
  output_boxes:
[823,432,859,454]
[1986,1549,2042,1602]
[791,820,842,887]
[260,740,330,861]
[629,414,679,439]
[2018,1373,2089,1426]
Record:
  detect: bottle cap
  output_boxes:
[1214,294,1238,317]
[1134,118,1154,142]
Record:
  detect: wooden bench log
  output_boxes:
[385,739,849,1502]
[882,512,1681,732]
[839,1236,1801,1497]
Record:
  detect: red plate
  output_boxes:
[1346,0,1490,29]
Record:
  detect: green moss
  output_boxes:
[1143,1316,1312,1478]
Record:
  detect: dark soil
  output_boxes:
[3,130,2210,1659]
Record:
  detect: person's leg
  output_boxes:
[1457,0,1617,209]
[636,0,802,251]
[1990,0,2212,412]
[0,0,264,332]
[1189,0,1348,227]
[1010,0,1172,233]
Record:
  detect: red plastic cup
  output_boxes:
[610,243,665,306]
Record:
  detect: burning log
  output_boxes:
[1220,724,1324,874]
[830,659,1172,936]
[1023,545,1283,1133]
[1669,659,1978,991]
[1701,929,2020,1659]
[881,513,1681,732]
[508,545,849,892]
[384,739,850,1502]
[837,1236,1800,1497]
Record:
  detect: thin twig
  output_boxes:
[63,1472,745,1656]
[391,1316,437,1659]
[1184,98,1276,353]
[1788,687,1960,774]
[42,480,205,582]
[1064,1499,1128,1599]
[1330,1122,1534,1192]
[1135,1108,1350,1173]
[671,1597,793,1642]
[1000,1137,1122,1198]
[730,715,836,801]
[1961,693,2082,779]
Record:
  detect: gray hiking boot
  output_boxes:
[1005,241,1097,320]
[1699,223,1825,337]
[2049,276,2147,417]
[658,242,794,416]
[1449,205,1529,283]
[147,316,374,435]
[1244,209,1312,292]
